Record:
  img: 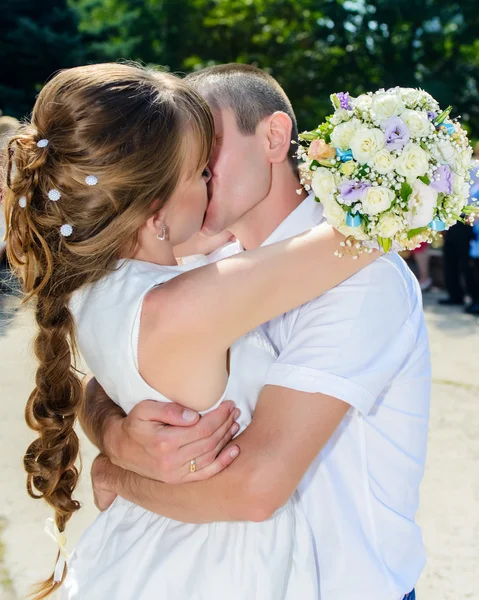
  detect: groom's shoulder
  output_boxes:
[304,252,419,318]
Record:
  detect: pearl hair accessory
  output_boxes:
[60,224,73,237]
[18,196,27,208]
[85,175,98,186]
[48,189,61,202]
[37,139,49,148]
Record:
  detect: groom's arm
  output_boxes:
[94,386,350,523]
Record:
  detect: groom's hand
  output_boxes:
[104,398,241,483]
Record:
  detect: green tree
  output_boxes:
[71,0,479,136]
[0,0,87,118]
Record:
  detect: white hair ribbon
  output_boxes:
[44,517,70,583]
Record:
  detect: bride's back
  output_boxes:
[70,257,277,431]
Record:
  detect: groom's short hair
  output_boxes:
[185,64,298,170]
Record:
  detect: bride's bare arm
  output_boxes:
[146,226,377,351]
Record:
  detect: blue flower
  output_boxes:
[336,148,353,162]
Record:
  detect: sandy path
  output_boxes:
[0,288,477,600]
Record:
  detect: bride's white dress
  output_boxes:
[62,257,318,600]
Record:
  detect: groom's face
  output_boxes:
[201,108,273,236]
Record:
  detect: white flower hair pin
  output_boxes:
[48,189,61,202]
[36,139,49,149]
[85,175,98,186]
[60,224,73,237]
[18,196,27,208]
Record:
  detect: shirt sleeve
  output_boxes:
[264,256,417,415]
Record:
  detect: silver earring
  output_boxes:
[157,225,169,241]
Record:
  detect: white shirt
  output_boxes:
[258,196,430,600]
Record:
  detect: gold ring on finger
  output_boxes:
[189,459,197,473]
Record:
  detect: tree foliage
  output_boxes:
[2,0,478,137]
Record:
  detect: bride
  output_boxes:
[4,63,377,599]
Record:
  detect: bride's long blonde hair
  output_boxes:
[2,62,213,599]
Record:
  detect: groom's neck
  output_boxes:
[230,166,307,250]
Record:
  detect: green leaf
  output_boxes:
[418,175,431,185]
[298,131,321,142]
[377,236,392,252]
[309,160,320,170]
[400,182,413,202]
[463,205,479,215]
[407,226,429,240]
[434,106,453,126]
[330,93,341,110]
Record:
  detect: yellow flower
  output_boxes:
[339,160,357,177]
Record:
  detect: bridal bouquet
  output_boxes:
[297,87,478,255]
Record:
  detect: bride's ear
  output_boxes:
[145,208,166,238]
[265,111,293,164]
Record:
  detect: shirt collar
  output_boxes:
[261,193,324,247]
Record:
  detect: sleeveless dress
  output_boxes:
[62,257,318,600]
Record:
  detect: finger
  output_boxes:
[166,401,236,447]
[133,400,201,427]
[187,421,240,473]
[178,409,240,465]
[184,445,240,482]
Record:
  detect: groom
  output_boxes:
[81,65,429,600]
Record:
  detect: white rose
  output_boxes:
[354,94,373,111]
[401,109,433,138]
[362,186,395,215]
[311,167,337,201]
[322,196,346,228]
[371,149,396,174]
[452,174,466,195]
[371,92,405,122]
[454,148,473,175]
[377,212,403,238]
[330,119,360,150]
[395,142,429,181]
[330,108,350,125]
[399,88,421,108]
[432,138,456,165]
[350,126,385,164]
[406,179,438,229]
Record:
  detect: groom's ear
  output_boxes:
[265,111,293,164]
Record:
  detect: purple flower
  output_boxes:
[338,180,370,206]
[427,111,438,122]
[431,165,453,194]
[382,116,410,151]
[337,92,352,110]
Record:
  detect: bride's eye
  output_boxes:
[202,166,212,180]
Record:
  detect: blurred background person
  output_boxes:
[0,115,21,264]
[464,143,479,315]
[412,243,432,292]
[438,141,479,310]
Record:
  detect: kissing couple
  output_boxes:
[5,62,430,600]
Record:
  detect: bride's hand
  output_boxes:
[105,399,241,483]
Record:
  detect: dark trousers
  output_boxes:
[443,222,478,302]
[403,591,416,600]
